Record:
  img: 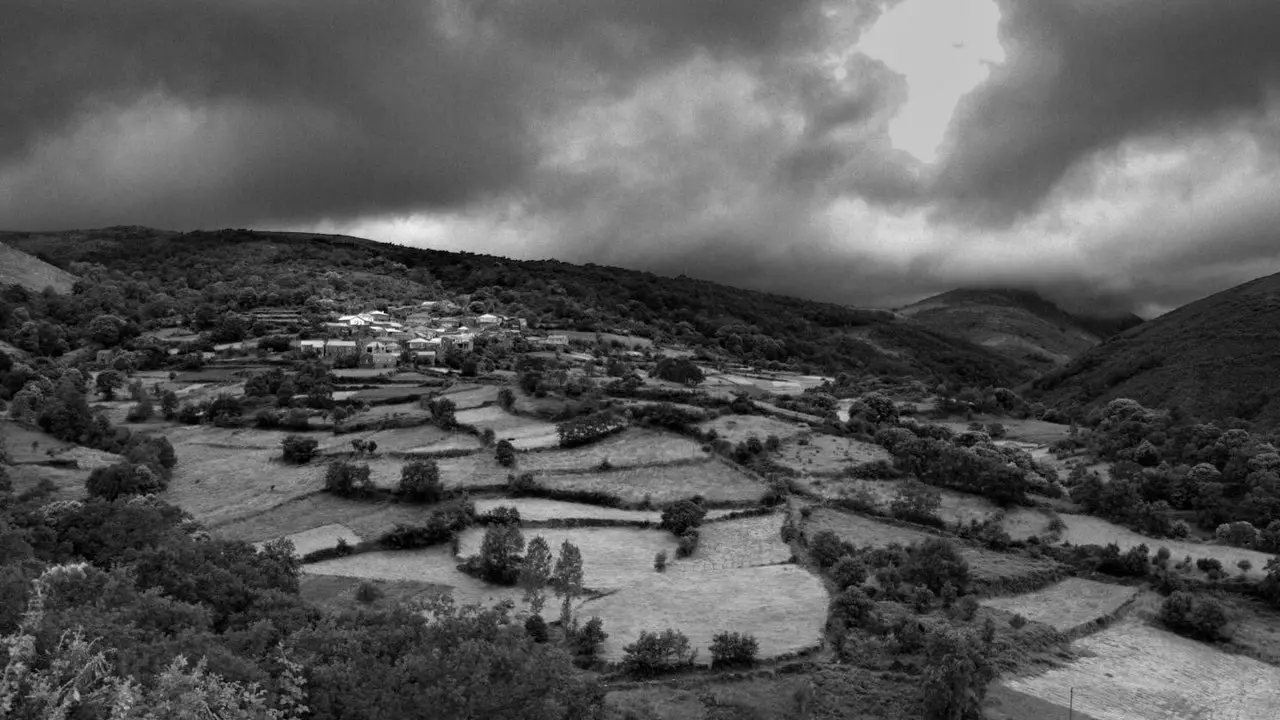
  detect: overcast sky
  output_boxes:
[3,0,1280,316]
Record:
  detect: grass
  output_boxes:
[213,494,446,544]
[671,513,790,574]
[0,240,76,293]
[298,574,454,614]
[984,685,1104,720]
[437,384,498,409]
[318,425,457,455]
[1,421,76,462]
[802,480,1000,526]
[454,406,559,449]
[457,526,679,591]
[472,498,662,523]
[1057,513,1274,578]
[514,428,707,473]
[579,564,828,663]
[251,523,362,557]
[301,547,525,607]
[696,414,808,444]
[350,386,436,404]
[537,460,766,505]
[980,578,1138,633]
[1003,619,1280,720]
[774,434,891,475]
[1000,507,1054,541]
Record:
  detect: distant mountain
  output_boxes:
[897,288,1142,371]
[1031,272,1280,427]
[0,240,77,294]
[3,226,1033,389]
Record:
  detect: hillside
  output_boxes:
[1,226,1032,389]
[1031,271,1280,426]
[898,288,1141,370]
[0,240,77,294]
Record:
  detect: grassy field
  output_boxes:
[454,406,559,449]
[2,421,76,461]
[800,480,1000,526]
[1058,513,1274,578]
[980,578,1137,632]
[301,547,525,607]
[317,425,457,455]
[696,414,807,444]
[457,526,679,591]
[350,386,436,404]
[936,417,1071,445]
[472,498,663,523]
[672,513,791,573]
[437,384,498,409]
[579,564,828,663]
[214,494,445,544]
[402,435,483,456]
[515,429,707,473]
[252,523,361,557]
[775,434,891,475]
[537,460,766,505]
[1004,620,1280,720]
[298,574,454,614]
[1000,507,1054,541]
[338,401,433,425]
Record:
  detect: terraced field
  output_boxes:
[537,460,766,505]
[980,578,1137,632]
[515,429,707,472]
[775,434,891,475]
[1058,513,1273,578]
[456,526,678,591]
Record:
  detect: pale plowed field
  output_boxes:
[537,460,765,505]
[516,429,707,473]
[980,578,1136,632]
[672,513,790,573]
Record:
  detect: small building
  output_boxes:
[299,339,326,356]
[323,322,352,336]
[412,350,437,366]
[324,340,358,358]
[545,334,569,347]
[367,310,390,322]
[407,337,432,351]
[359,351,399,369]
[477,313,500,325]
[442,333,474,353]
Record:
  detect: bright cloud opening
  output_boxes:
[858,0,1005,164]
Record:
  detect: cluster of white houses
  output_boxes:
[284,301,568,368]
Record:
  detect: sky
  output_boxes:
[3,0,1280,317]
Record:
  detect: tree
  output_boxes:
[498,387,516,410]
[552,540,584,626]
[921,627,996,720]
[428,397,457,428]
[478,524,526,585]
[621,629,697,677]
[652,357,704,386]
[495,439,516,467]
[125,396,154,423]
[709,632,758,669]
[660,498,706,536]
[830,555,867,590]
[87,313,127,347]
[324,461,373,497]
[159,390,179,420]
[860,391,898,426]
[398,460,444,503]
[281,435,319,464]
[95,370,123,400]
[85,462,166,500]
[519,536,553,615]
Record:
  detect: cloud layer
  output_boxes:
[3,0,1280,315]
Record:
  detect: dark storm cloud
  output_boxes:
[933,0,1280,225]
[0,0,823,229]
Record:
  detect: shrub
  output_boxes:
[676,530,699,558]
[1154,546,1172,568]
[709,632,759,669]
[482,505,521,526]
[378,502,475,549]
[495,439,516,467]
[621,629,697,677]
[498,387,516,410]
[660,498,707,536]
[1238,559,1253,574]
[85,462,166,501]
[1160,591,1229,641]
[508,471,540,495]
[572,616,608,657]
[524,614,549,643]
[902,538,971,595]
[809,530,856,569]
[829,586,879,630]
[254,409,281,429]
[281,435,319,464]
[355,581,383,604]
[474,523,525,585]
[398,459,444,502]
[1196,557,1224,574]
[1216,521,1260,548]
[126,398,154,423]
[951,595,979,622]
[300,539,356,563]
[1009,614,1027,630]
[654,551,668,572]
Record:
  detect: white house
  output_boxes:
[325,340,358,357]
[477,313,500,325]
[407,337,432,350]
[299,339,326,355]
[545,334,569,347]
[367,310,390,322]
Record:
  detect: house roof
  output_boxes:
[326,340,357,347]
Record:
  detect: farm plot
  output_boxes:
[215,494,445,544]
[402,434,483,456]
[775,434,890,475]
[696,414,806,445]
[437,384,498,409]
[515,429,707,473]
[537,460,766,505]
[302,547,524,607]
[580,564,827,663]
[472,498,662,523]
[802,481,1000,526]
[457,526,679,592]
[454,406,559,449]
[162,442,325,528]
[1,421,77,461]
[252,524,361,557]
[338,401,433,425]
[673,513,790,573]
[980,578,1137,633]
[350,386,436,404]
[7,465,87,501]
[804,507,935,547]
[430,453,508,489]
[318,424,458,455]
[1000,507,1053,541]
[1058,514,1273,578]
[1004,620,1280,720]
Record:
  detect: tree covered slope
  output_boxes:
[1031,272,1280,427]
[898,288,1141,371]
[3,226,1032,388]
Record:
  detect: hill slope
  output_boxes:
[3,226,1032,388]
[898,288,1141,370]
[0,241,77,294]
[1031,272,1280,426]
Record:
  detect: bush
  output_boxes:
[355,581,383,604]
[1216,521,1260,548]
[654,551,668,572]
[281,434,319,464]
[1196,557,1224,574]
[508,471,540,495]
[524,614,549,643]
[398,459,444,502]
[676,530,699,558]
[496,439,516,467]
[572,616,608,657]
[1160,591,1229,641]
[709,632,759,669]
[621,629,697,677]
[557,411,627,448]
[126,398,154,423]
[829,555,867,590]
[482,505,521,526]
[300,538,356,563]
[829,586,879,630]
